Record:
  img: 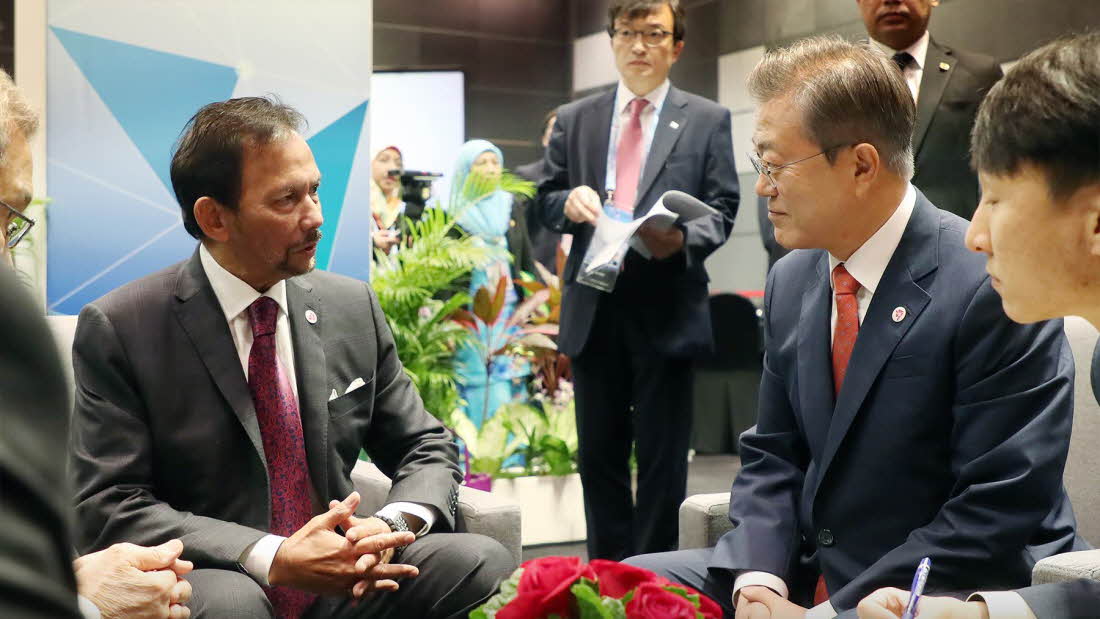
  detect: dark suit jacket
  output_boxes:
[710,192,1081,612]
[0,266,82,618]
[535,85,740,358]
[911,38,1002,220]
[70,250,462,569]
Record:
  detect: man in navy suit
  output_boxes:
[859,31,1100,619]
[534,0,739,561]
[626,36,1081,618]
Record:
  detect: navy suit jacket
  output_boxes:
[710,192,1081,611]
[535,85,739,358]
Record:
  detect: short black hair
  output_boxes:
[971,31,1100,202]
[607,0,685,43]
[170,96,306,239]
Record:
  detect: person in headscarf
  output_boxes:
[448,139,536,427]
[371,145,403,255]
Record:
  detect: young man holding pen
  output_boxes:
[859,31,1100,619]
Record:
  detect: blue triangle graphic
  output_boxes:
[51,27,238,195]
[307,101,367,271]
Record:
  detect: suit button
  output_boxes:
[817,529,835,547]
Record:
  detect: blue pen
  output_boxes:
[901,557,932,619]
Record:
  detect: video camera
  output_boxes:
[388,169,443,221]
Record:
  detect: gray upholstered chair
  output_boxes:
[678,317,1100,588]
[46,314,523,566]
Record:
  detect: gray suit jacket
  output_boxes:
[911,38,1002,220]
[0,266,82,618]
[70,250,461,569]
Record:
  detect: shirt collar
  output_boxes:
[828,184,916,294]
[199,243,289,324]
[875,29,930,70]
[615,78,670,115]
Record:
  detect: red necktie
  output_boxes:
[831,264,862,396]
[816,265,860,607]
[613,97,647,213]
[247,297,316,618]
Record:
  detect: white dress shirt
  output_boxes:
[733,185,916,619]
[198,245,436,586]
[604,78,671,199]
[876,30,930,102]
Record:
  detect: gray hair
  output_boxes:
[748,35,915,179]
[0,69,39,164]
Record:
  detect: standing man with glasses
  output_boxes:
[626,36,1081,618]
[856,0,1002,220]
[534,0,739,561]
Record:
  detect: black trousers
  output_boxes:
[572,299,694,561]
[185,532,514,619]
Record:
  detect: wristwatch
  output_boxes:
[374,513,411,557]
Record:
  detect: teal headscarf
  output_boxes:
[448,139,513,241]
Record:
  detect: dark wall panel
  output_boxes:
[374,0,573,171]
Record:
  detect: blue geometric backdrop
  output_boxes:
[46,1,372,314]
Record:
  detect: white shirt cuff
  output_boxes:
[241,534,287,586]
[968,591,1038,619]
[733,571,789,605]
[77,594,102,619]
[805,600,837,619]
[377,502,438,536]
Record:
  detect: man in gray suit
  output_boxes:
[70,97,514,618]
[534,0,739,561]
[858,31,1100,619]
[857,0,1002,220]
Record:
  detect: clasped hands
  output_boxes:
[268,492,419,600]
[564,185,684,259]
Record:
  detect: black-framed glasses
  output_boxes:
[607,27,673,47]
[2,199,35,249]
[748,144,851,188]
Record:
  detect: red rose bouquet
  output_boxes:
[470,557,723,619]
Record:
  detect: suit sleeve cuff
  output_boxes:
[968,591,1037,619]
[733,571,789,605]
[379,502,438,536]
[240,534,286,586]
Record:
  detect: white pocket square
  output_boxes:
[345,377,366,395]
[329,377,367,401]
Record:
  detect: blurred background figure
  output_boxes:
[515,109,566,271]
[857,0,1001,220]
[371,145,404,256]
[448,139,536,427]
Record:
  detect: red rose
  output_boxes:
[679,585,723,619]
[499,556,595,618]
[589,559,669,599]
[624,582,698,619]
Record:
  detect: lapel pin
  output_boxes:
[305,309,318,324]
[939,62,951,72]
[669,120,680,129]
[892,306,907,323]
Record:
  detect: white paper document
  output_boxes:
[583,190,717,272]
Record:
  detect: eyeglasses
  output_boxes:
[1,199,35,249]
[748,144,850,188]
[607,27,674,47]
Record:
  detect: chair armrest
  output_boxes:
[678,492,732,550]
[350,460,522,566]
[1032,550,1100,585]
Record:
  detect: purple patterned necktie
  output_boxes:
[247,296,315,618]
